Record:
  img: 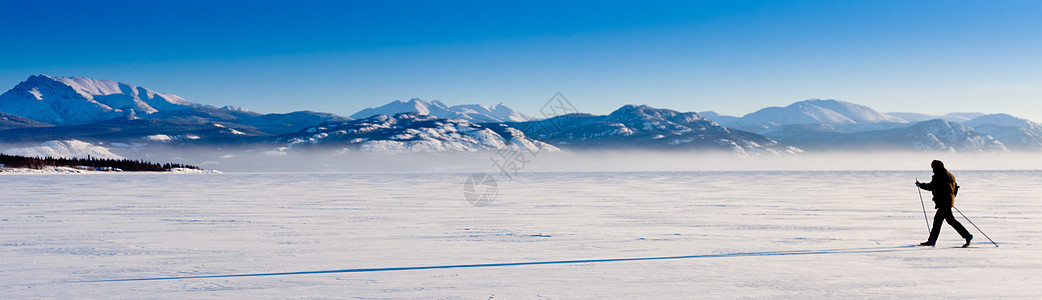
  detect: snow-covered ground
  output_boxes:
[0,167,220,174]
[1,171,1040,298]
[3,140,124,160]
[0,166,99,174]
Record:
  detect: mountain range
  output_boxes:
[701,99,1042,152]
[509,105,799,154]
[283,113,554,152]
[1,75,1039,160]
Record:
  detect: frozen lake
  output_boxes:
[2,170,1041,298]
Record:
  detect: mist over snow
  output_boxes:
[119,146,1042,173]
[506,151,1042,173]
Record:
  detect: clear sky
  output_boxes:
[2,1,1040,121]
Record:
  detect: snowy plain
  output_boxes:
[2,170,1040,298]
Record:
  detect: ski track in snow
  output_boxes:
[1,171,1040,298]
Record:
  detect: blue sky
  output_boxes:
[2,1,1040,121]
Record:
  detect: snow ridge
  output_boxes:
[3,140,124,159]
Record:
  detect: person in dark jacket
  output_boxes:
[916,160,973,247]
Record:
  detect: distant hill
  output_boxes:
[770,119,1007,152]
[281,113,554,152]
[511,105,801,155]
[887,112,986,123]
[3,140,124,159]
[717,99,907,134]
[0,111,51,130]
[700,99,1036,152]
[964,114,1042,151]
[351,98,530,123]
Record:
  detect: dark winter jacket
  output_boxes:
[919,168,959,208]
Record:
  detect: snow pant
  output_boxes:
[929,206,971,242]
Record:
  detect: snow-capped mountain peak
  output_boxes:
[221,105,252,112]
[966,113,1038,128]
[350,98,531,123]
[727,99,906,133]
[607,104,722,132]
[451,103,530,123]
[351,98,433,119]
[0,75,200,125]
[797,99,906,123]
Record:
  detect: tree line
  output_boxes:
[0,153,200,171]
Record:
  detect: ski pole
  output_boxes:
[915,179,930,234]
[954,206,999,247]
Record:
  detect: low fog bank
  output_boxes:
[104,146,493,173]
[98,145,1042,173]
[526,151,1042,172]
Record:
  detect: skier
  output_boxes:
[916,160,973,247]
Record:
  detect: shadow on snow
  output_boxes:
[75,245,921,283]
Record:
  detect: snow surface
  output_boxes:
[1,171,1039,298]
[0,166,220,174]
[0,166,96,174]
